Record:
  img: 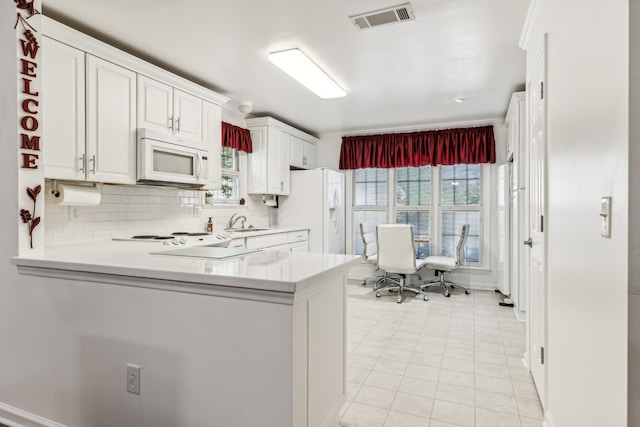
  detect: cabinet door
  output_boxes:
[303,140,316,169]
[202,101,222,189]
[43,37,86,180]
[289,133,304,168]
[247,127,268,194]
[137,75,173,134]
[174,89,203,145]
[267,127,289,195]
[86,55,137,184]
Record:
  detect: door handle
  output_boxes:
[524,238,533,247]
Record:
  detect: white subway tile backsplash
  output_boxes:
[44,183,270,245]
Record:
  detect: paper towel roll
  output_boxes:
[47,184,101,206]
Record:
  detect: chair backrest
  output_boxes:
[453,224,470,266]
[359,222,377,263]
[376,224,417,274]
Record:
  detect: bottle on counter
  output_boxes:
[206,217,214,234]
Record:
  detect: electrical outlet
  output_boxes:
[126,364,141,395]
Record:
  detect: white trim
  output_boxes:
[543,410,555,427]
[0,402,67,427]
[15,266,296,305]
[42,17,229,106]
[519,0,543,50]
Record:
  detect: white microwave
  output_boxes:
[137,129,210,188]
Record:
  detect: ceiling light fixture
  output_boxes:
[238,102,253,114]
[452,96,466,104]
[268,49,346,99]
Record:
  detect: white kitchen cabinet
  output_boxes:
[137,75,203,147]
[246,120,290,195]
[289,133,316,170]
[85,55,137,184]
[202,101,222,189]
[43,37,86,181]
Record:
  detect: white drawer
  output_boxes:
[228,238,246,249]
[246,233,288,249]
[290,241,308,252]
[287,230,308,243]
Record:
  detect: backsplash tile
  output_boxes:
[44,182,269,245]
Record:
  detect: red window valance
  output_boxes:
[222,122,253,153]
[339,125,495,169]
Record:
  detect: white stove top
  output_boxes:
[113,232,232,247]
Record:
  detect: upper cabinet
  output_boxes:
[41,17,229,186]
[43,36,86,181]
[43,39,136,184]
[247,122,290,195]
[85,55,137,184]
[288,133,316,170]
[137,76,203,147]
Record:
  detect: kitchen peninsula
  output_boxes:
[12,243,359,427]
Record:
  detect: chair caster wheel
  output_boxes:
[362,281,366,286]
[445,293,450,297]
[423,296,428,301]
[397,299,402,304]
[376,292,381,298]
[465,290,470,295]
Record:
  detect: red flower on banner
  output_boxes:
[20,185,41,249]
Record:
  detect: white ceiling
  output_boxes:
[42,0,529,136]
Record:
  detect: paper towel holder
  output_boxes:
[49,179,99,197]
[262,195,279,208]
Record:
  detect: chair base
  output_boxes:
[421,271,470,297]
[376,276,428,303]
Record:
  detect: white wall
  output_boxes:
[523,0,629,425]
[316,122,509,291]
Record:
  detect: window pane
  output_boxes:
[221,147,238,171]
[354,210,387,255]
[441,211,480,263]
[214,174,239,200]
[396,210,431,258]
[441,164,480,206]
[395,166,430,207]
[353,168,388,207]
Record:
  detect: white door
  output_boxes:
[42,37,86,180]
[527,37,547,408]
[137,75,173,134]
[173,89,203,144]
[86,55,137,184]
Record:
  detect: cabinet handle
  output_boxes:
[524,238,532,247]
[79,154,85,173]
[168,116,174,132]
[280,180,283,191]
[176,117,181,133]
[303,156,307,166]
[90,155,96,174]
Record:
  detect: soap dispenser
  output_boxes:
[206,217,214,234]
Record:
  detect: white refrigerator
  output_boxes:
[278,168,346,254]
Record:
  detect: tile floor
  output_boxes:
[339,283,543,427]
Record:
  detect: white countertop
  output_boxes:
[12,238,359,297]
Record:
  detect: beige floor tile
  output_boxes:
[516,395,544,420]
[410,352,442,368]
[348,366,371,384]
[520,416,544,427]
[349,354,380,370]
[390,392,434,418]
[475,374,514,394]
[383,411,429,427]
[475,350,507,365]
[405,365,440,382]
[365,371,404,391]
[429,420,464,427]
[347,382,363,400]
[438,369,475,388]
[435,382,475,405]
[355,343,388,358]
[475,361,511,379]
[476,389,518,414]
[510,366,534,383]
[388,339,419,352]
[475,407,521,427]
[512,380,540,400]
[439,356,475,374]
[354,385,398,410]
[431,400,475,427]
[398,376,438,398]
[374,358,410,376]
[340,402,388,427]
[381,348,414,363]
[414,343,445,356]
[443,346,475,361]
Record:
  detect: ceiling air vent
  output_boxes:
[349,3,415,30]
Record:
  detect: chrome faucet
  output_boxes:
[227,213,247,230]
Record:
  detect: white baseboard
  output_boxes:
[543,409,555,427]
[513,308,526,322]
[0,402,67,427]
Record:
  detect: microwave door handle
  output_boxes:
[197,152,202,181]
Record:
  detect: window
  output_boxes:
[351,164,486,266]
[353,169,387,255]
[213,147,240,201]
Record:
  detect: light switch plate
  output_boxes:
[600,196,611,238]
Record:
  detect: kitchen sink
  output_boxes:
[227,228,270,233]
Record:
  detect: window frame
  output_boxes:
[213,147,241,204]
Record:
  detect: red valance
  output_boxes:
[339,125,495,169]
[222,122,253,153]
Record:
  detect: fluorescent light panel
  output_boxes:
[268,49,346,99]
